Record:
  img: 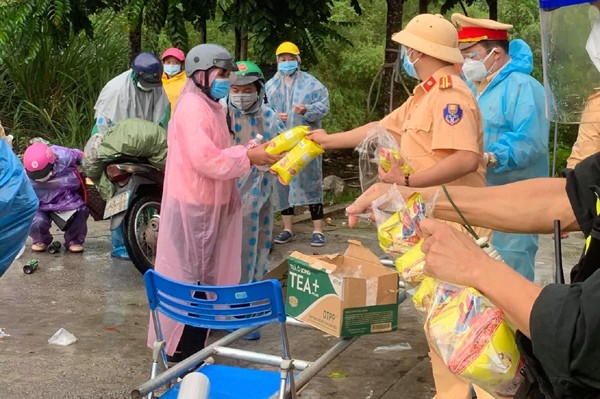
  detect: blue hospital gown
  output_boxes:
[230,104,286,283]
[265,70,330,210]
[472,39,550,281]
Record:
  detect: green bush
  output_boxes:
[0,11,129,151]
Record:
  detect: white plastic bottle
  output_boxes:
[246,134,264,150]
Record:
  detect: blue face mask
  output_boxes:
[278,60,298,75]
[164,64,181,76]
[209,78,230,99]
[402,50,420,80]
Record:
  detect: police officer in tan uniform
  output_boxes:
[567,90,600,168]
[310,13,485,190]
[309,14,492,399]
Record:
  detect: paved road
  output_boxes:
[0,215,584,398]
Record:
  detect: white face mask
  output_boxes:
[461,48,497,82]
[230,92,259,111]
[136,81,153,92]
[586,15,600,74]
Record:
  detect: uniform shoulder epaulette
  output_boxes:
[439,75,453,90]
[422,76,437,93]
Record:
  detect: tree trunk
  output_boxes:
[240,29,248,60]
[383,0,405,115]
[419,0,428,13]
[487,0,498,20]
[234,28,241,60]
[128,23,142,65]
[199,17,207,43]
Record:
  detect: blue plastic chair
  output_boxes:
[141,270,298,399]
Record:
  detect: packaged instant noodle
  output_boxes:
[265,125,309,155]
[425,283,525,397]
[379,147,414,175]
[357,125,413,192]
[374,190,428,255]
[369,184,524,397]
[270,138,324,185]
[394,240,426,285]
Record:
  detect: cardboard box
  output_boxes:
[285,240,399,337]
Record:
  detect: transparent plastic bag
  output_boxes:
[371,185,435,255]
[357,126,413,192]
[423,282,524,397]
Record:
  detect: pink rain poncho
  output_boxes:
[148,70,251,355]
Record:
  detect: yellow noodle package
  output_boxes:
[376,193,426,255]
[379,147,414,175]
[265,125,310,155]
[425,283,524,397]
[270,138,324,185]
[394,240,426,284]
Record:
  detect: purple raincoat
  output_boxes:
[30,146,84,212]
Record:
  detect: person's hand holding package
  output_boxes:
[420,219,490,288]
[247,142,282,167]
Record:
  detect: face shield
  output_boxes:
[540,0,600,123]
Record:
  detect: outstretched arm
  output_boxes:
[346,178,579,234]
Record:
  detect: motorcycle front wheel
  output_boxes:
[124,194,161,275]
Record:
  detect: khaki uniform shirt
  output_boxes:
[567,90,600,169]
[380,66,486,188]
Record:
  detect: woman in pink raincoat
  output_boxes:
[148,44,280,361]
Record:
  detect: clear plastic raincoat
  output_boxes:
[229,104,286,283]
[265,70,329,210]
[0,139,38,277]
[148,71,251,355]
[474,39,550,280]
[93,70,169,132]
[92,69,169,258]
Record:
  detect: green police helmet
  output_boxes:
[232,60,264,86]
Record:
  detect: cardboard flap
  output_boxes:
[344,277,367,308]
[289,251,338,274]
[344,240,382,265]
[377,274,399,305]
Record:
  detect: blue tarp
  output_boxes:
[539,0,589,10]
[0,139,38,277]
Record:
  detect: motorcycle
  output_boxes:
[86,158,163,274]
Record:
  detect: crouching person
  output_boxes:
[23,143,89,253]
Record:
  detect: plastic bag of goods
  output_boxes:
[357,125,413,192]
[371,185,434,255]
[424,282,525,398]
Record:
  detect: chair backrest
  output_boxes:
[144,270,287,330]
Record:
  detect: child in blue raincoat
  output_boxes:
[266,42,330,247]
[227,61,286,284]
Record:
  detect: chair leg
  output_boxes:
[278,359,297,399]
[148,340,166,399]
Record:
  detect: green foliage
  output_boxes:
[219,0,362,66]
[0,0,105,61]
[0,11,129,149]
[311,0,387,132]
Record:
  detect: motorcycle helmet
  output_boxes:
[23,142,56,181]
[184,44,238,77]
[132,52,163,89]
